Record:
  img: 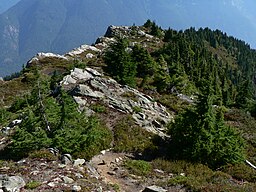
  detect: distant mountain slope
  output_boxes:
[1,0,256,77]
[0,0,20,13]
[0,0,149,76]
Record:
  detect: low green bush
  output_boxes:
[222,163,256,183]
[113,116,157,153]
[124,159,152,176]
[152,158,256,191]
[25,181,41,189]
[132,106,142,113]
[28,149,58,161]
[90,103,107,113]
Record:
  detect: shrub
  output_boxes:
[54,116,113,159]
[168,175,190,186]
[153,159,254,191]
[90,103,106,113]
[157,94,189,113]
[28,149,58,161]
[8,97,27,112]
[124,160,152,176]
[25,181,41,189]
[73,60,86,69]
[132,106,142,113]
[0,108,11,124]
[113,116,157,153]
[121,91,138,102]
[222,163,256,183]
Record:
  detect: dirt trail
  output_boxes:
[90,151,144,192]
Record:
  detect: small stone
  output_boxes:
[77,167,84,172]
[17,159,26,164]
[98,160,106,165]
[168,173,174,177]
[100,150,106,155]
[73,159,85,167]
[40,163,47,166]
[142,185,167,192]
[30,170,40,175]
[115,158,120,163]
[107,171,116,176]
[97,186,103,192]
[47,182,56,188]
[75,173,84,179]
[52,177,62,183]
[72,185,82,191]
[153,169,165,174]
[86,53,94,59]
[61,154,73,165]
[63,176,74,184]
[48,148,59,156]
[9,119,22,128]
[152,120,161,128]
[180,173,185,176]
[58,164,66,168]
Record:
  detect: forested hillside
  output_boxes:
[105,21,256,110]
[0,22,255,191]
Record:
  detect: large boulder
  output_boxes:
[0,175,25,192]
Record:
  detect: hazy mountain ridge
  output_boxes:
[0,0,20,13]
[1,0,256,77]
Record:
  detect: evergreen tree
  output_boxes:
[163,27,176,42]
[132,44,156,78]
[7,73,112,159]
[104,37,137,87]
[143,19,153,29]
[150,21,162,37]
[169,85,246,168]
[153,55,170,92]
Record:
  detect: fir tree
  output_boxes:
[104,37,137,87]
[169,85,246,168]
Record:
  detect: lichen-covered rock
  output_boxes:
[66,44,101,57]
[61,68,172,137]
[0,175,25,192]
[27,52,68,65]
[73,159,86,167]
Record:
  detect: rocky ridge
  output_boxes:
[61,67,172,137]
[26,25,160,67]
[0,25,173,191]
[26,25,171,136]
